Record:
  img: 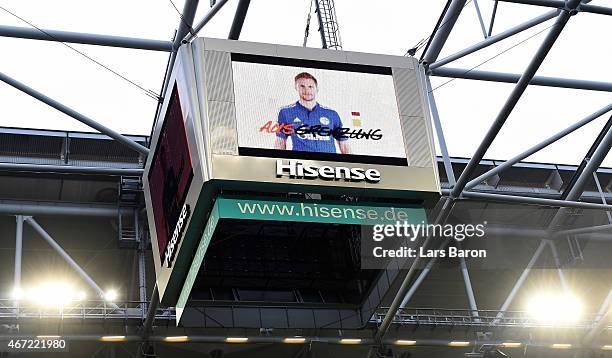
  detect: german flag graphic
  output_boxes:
[351,111,361,127]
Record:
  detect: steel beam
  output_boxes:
[488,0,499,36]
[0,162,143,176]
[134,210,146,318]
[582,288,612,346]
[485,226,548,238]
[419,0,453,62]
[373,197,455,342]
[580,4,612,16]
[548,118,612,229]
[159,0,201,126]
[173,0,200,50]
[0,24,173,51]
[138,250,147,318]
[560,115,612,200]
[426,76,456,185]
[496,240,547,318]
[452,183,612,204]
[142,284,159,338]
[228,0,252,40]
[498,0,565,7]
[139,284,160,358]
[185,0,230,42]
[473,0,488,38]
[431,67,612,92]
[430,9,559,69]
[459,254,479,317]
[447,190,612,211]
[465,103,612,190]
[595,289,612,320]
[592,172,612,222]
[0,200,128,217]
[158,50,178,113]
[399,241,451,308]
[580,289,612,355]
[423,0,468,64]
[450,6,576,198]
[547,240,568,291]
[399,259,436,308]
[397,242,449,312]
[499,0,612,15]
[430,224,612,241]
[24,217,107,299]
[481,225,612,241]
[0,71,149,155]
[554,223,612,236]
[14,215,24,293]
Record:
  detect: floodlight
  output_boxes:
[339,338,362,344]
[28,282,75,307]
[11,287,23,300]
[527,293,582,323]
[395,340,417,346]
[225,337,248,343]
[104,289,118,302]
[100,336,126,342]
[164,336,189,342]
[551,343,572,349]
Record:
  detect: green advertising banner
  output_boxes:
[216,197,426,225]
[175,197,426,322]
[175,200,220,321]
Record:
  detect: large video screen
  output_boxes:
[148,83,194,260]
[232,56,407,165]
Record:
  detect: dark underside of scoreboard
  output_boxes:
[186,219,380,307]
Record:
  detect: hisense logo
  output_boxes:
[276,159,381,183]
[163,203,190,268]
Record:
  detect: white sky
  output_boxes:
[0,0,610,166]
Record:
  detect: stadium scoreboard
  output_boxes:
[143,38,440,328]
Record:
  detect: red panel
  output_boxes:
[148,83,194,260]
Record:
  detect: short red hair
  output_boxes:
[294,72,318,86]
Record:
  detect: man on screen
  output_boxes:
[274,72,350,154]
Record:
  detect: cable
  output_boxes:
[0,5,161,101]
[430,21,556,92]
[303,0,314,47]
[405,0,473,58]
[168,0,198,41]
[167,0,183,17]
[421,0,474,56]
[409,0,453,57]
